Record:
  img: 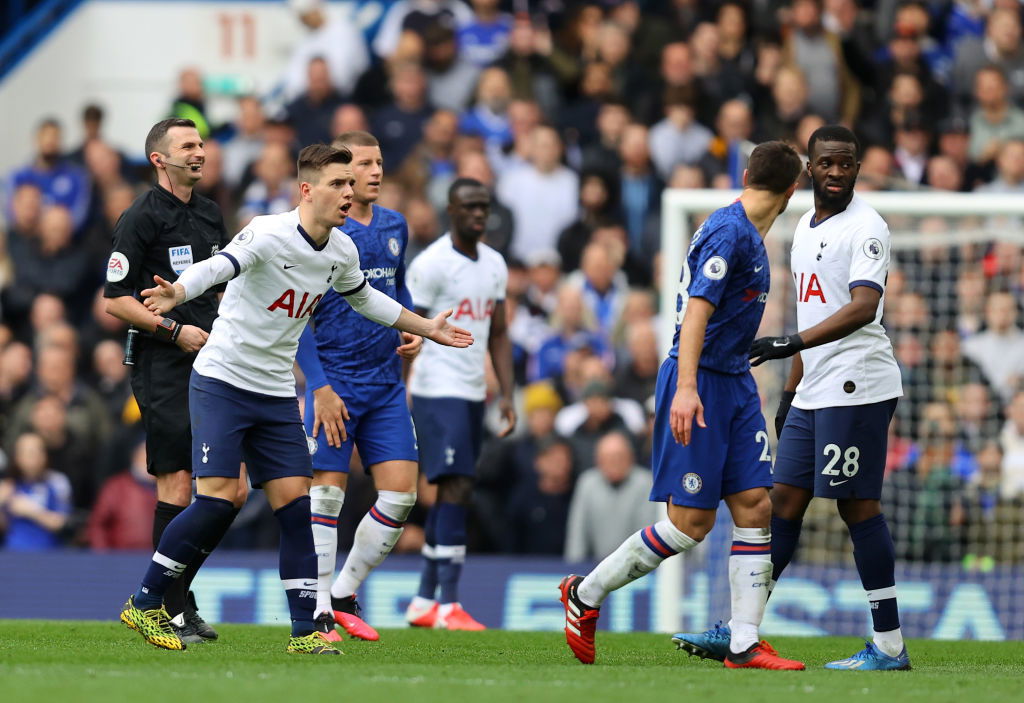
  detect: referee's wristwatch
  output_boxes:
[153,317,182,344]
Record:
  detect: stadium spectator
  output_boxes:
[885,402,966,563]
[0,432,71,550]
[281,0,369,102]
[564,431,658,562]
[457,0,512,68]
[497,125,579,262]
[86,437,156,550]
[557,370,644,472]
[699,99,754,188]
[422,19,480,112]
[616,123,662,262]
[613,321,659,407]
[286,57,346,147]
[976,139,1024,193]
[492,14,562,120]
[238,142,298,226]
[221,96,267,190]
[952,7,1024,109]
[557,170,618,274]
[1000,390,1024,498]
[648,86,713,182]
[783,0,860,124]
[371,62,433,169]
[531,284,607,383]
[968,65,1024,164]
[926,155,965,192]
[450,148,514,255]
[580,99,630,175]
[169,68,211,139]
[396,109,459,209]
[6,119,90,232]
[505,436,573,555]
[962,292,1024,397]
[568,240,629,339]
[458,67,513,150]
[372,0,473,60]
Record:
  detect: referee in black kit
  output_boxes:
[104,118,247,643]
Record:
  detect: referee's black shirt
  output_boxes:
[103,184,229,340]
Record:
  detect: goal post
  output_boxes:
[654,188,1024,639]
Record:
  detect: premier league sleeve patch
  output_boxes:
[168,245,194,275]
[106,251,129,282]
[703,256,728,280]
[863,238,884,259]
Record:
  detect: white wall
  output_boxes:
[0,1,378,178]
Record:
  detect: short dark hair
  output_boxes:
[83,104,103,123]
[37,117,60,132]
[145,118,197,160]
[296,143,353,184]
[448,176,486,203]
[332,131,380,149]
[746,141,803,193]
[807,124,860,160]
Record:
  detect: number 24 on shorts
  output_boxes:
[821,443,860,485]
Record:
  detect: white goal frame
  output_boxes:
[652,188,1024,633]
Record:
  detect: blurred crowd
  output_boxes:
[3,0,1024,565]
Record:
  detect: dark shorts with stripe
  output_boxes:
[130,341,194,476]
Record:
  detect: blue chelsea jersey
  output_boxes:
[308,205,413,385]
[670,200,770,374]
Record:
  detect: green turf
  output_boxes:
[1,621,1021,703]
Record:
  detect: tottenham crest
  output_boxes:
[863,238,883,260]
[388,237,400,257]
[682,472,702,494]
[703,256,727,280]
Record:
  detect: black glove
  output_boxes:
[749,334,805,367]
[776,390,795,438]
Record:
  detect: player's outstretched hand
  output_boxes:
[141,275,184,315]
[175,325,209,353]
[312,385,350,448]
[749,334,805,366]
[425,309,474,348]
[396,332,423,360]
[670,384,706,446]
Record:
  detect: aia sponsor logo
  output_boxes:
[267,289,323,318]
[454,298,495,321]
[794,272,827,303]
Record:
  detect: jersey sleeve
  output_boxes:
[406,253,440,311]
[217,221,282,276]
[493,255,509,302]
[686,224,737,307]
[295,323,329,392]
[848,220,890,294]
[104,205,159,298]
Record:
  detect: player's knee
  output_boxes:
[232,479,249,509]
[310,484,345,517]
[156,470,193,506]
[770,484,811,521]
[437,476,473,504]
[313,469,348,490]
[837,498,880,525]
[377,490,417,523]
[667,505,714,541]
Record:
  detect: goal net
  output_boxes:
[655,189,1024,641]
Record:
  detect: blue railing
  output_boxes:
[0,0,84,83]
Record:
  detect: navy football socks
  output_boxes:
[434,502,467,605]
[849,513,901,633]
[135,495,235,611]
[769,515,803,585]
[416,506,440,600]
[274,495,318,637]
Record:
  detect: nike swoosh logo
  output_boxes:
[829,479,849,486]
[754,265,764,272]
[302,581,316,588]
[283,264,299,269]
[772,340,789,347]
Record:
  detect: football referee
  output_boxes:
[103,118,246,643]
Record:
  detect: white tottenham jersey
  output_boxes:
[790,195,903,409]
[194,209,373,396]
[407,234,507,401]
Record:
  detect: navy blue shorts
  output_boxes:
[650,359,773,509]
[303,378,418,472]
[190,371,313,489]
[411,395,485,483]
[774,398,898,500]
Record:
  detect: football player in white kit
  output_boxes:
[119,144,473,654]
[674,125,910,670]
[404,177,517,630]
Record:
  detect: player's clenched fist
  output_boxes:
[670,384,706,446]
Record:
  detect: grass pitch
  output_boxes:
[1,621,1021,703]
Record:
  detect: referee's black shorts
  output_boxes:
[130,340,195,476]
